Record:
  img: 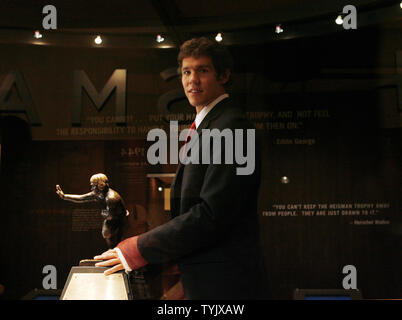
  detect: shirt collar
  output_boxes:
[194,93,229,129]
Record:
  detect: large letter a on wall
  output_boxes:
[0,71,41,125]
[72,69,127,125]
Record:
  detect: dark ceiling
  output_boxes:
[0,0,400,48]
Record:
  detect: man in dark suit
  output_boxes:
[95,37,269,299]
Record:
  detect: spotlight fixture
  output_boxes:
[275,25,283,34]
[281,176,289,184]
[94,35,102,45]
[156,34,164,43]
[34,30,42,39]
[335,15,344,25]
[400,1,402,9]
[215,32,223,42]
[158,187,163,192]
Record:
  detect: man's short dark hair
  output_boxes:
[178,37,233,82]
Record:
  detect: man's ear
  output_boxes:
[218,69,231,85]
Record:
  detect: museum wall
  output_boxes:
[0,24,401,299]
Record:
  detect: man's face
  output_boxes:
[181,55,229,109]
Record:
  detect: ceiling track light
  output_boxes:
[34,30,42,39]
[215,32,223,42]
[94,35,102,45]
[335,15,344,25]
[156,34,164,43]
[275,25,283,34]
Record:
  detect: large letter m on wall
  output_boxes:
[72,69,127,125]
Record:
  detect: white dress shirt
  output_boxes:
[194,93,229,129]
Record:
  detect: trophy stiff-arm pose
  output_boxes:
[56,173,129,248]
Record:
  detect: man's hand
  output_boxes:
[56,185,64,199]
[94,249,124,276]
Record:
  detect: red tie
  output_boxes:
[182,121,196,158]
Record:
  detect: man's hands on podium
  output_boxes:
[94,249,124,276]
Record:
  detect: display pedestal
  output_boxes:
[60,264,133,300]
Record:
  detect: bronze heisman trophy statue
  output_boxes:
[56,173,129,249]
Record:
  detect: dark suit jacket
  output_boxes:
[138,97,269,299]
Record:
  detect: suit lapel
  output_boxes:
[191,97,229,148]
[170,97,231,217]
[196,97,229,132]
